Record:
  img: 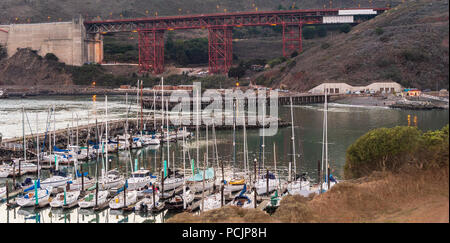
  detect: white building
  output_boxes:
[309,82,403,94]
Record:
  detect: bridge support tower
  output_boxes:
[138,29,165,74]
[282,23,303,58]
[208,26,233,74]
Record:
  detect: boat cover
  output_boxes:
[187,168,214,182]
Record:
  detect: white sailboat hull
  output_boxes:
[50,190,80,208]
[17,187,53,207]
[78,191,109,208]
[109,190,137,209]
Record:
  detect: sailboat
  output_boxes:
[286,96,312,196]
[199,192,222,212]
[127,168,157,191]
[49,189,80,208]
[109,181,138,210]
[186,165,215,193]
[316,88,338,194]
[17,113,54,207]
[16,179,53,208]
[68,171,96,191]
[230,184,255,208]
[254,104,278,195]
[157,100,183,193]
[224,99,246,193]
[78,190,109,209]
[135,187,162,212]
[166,189,194,211]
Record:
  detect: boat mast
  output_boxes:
[290,97,296,182]
[22,106,26,162]
[161,77,164,133]
[136,80,140,136]
[243,105,247,175]
[196,84,200,170]
[105,95,108,174]
[212,119,219,169]
[206,123,209,168]
[36,113,40,179]
[166,99,170,170]
[53,104,56,149]
[262,100,265,175]
[153,87,156,131]
[232,98,236,178]
[48,107,51,155]
[140,80,144,134]
[325,89,329,190]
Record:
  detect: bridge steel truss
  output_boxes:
[85,8,388,74]
[138,29,165,74]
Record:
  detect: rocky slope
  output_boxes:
[0,48,72,86]
[257,0,449,91]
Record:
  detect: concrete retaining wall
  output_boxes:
[0,17,102,66]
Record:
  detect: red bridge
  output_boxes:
[84,8,388,74]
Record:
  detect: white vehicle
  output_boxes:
[16,186,53,207]
[50,190,81,208]
[78,190,109,209]
[109,190,137,210]
[127,169,155,191]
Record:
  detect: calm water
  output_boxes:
[1,95,448,223]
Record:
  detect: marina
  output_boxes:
[0,91,448,223]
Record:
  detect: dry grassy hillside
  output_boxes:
[257,0,449,91]
[0,0,398,23]
[168,167,449,223]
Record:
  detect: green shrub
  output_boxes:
[0,44,7,60]
[303,26,316,39]
[400,49,428,62]
[317,26,327,37]
[44,53,59,62]
[344,125,449,179]
[228,66,247,79]
[321,43,330,49]
[375,27,384,36]
[340,24,352,33]
[268,56,288,68]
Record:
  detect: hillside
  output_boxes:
[0,0,398,23]
[256,0,449,91]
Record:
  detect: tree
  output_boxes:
[340,24,352,33]
[302,26,316,39]
[317,26,327,37]
[0,44,6,60]
[44,53,59,62]
[228,66,246,79]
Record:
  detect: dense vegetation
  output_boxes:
[344,125,449,179]
[0,44,6,60]
[68,63,240,89]
[165,33,209,66]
